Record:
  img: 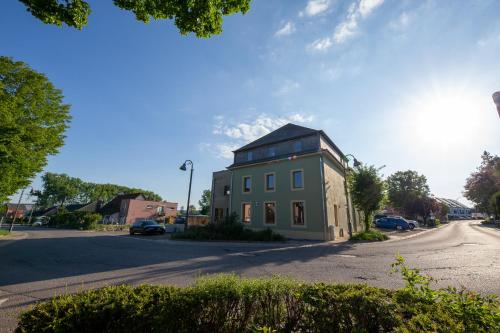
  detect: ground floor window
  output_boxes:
[214,208,224,221]
[242,203,251,224]
[264,202,276,225]
[291,201,305,226]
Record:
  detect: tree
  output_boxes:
[188,205,197,214]
[36,172,162,208]
[18,0,251,38]
[464,151,500,213]
[348,164,385,232]
[404,196,440,224]
[0,57,71,203]
[386,170,430,212]
[198,189,211,215]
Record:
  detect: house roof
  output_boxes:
[5,203,34,211]
[232,123,347,161]
[98,193,144,216]
[234,123,319,153]
[435,198,471,209]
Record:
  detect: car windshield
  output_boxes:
[142,221,157,226]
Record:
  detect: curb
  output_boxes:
[385,221,453,243]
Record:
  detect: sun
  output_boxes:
[399,84,490,149]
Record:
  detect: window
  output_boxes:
[264,202,276,225]
[334,204,339,227]
[292,201,305,226]
[247,151,253,161]
[242,203,251,224]
[291,170,304,190]
[215,208,224,221]
[268,147,276,157]
[157,206,164,215]
[293,141,302,153]
[243,176,252,193]
[223,185,230,196]
[265,173,275,192]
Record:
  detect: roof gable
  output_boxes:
[234,123,319,152]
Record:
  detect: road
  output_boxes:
[1,220,499,332]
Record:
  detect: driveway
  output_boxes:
[1,220,499,332]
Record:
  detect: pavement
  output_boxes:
[1,220,499,332]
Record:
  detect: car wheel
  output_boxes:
[129,230,134,235]
[408,223,415,230]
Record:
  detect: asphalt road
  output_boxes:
[1,220,499,332]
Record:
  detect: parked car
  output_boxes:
[406,220,418,230]
[174,216,186,224]
[129,220,165,235]
[32,216,49,227]
[375,217,411,230]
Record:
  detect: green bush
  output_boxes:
[49,211,102,230]
[351,229,389,241]
[172,213,285,242]
[0,229,9,236]
[16,264,500,333]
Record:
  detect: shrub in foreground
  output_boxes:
[172,213,285,242]
[351,229,389,241]
[17,257,499,333]
[0,229,9,236]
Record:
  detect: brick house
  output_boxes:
[99,193,177,224]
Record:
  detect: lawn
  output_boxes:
[350,229,389,241]
[0,229,10,237]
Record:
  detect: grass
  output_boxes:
[0,229,10,237]
[350,229,389,241]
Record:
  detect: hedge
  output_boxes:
[16,263,500,333]
[49,211,102,230]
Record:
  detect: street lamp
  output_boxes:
[493,91,500,118]
[345,154,361,168]
[10,186,32,232]
[179,160,194,230]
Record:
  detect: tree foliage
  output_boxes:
[36,172,162,207]
[464,151,500,213]
[386,170,430,210]
[198,189,211,215]
[348,164,385,231]
[0,56,71,203]
[18,0,251,37]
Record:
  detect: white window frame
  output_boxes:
[263,201,277,226]
[241,202,252,224]
[264,172,276,192]
[242,175,252,194]
[290,169,304,191]
[290,200,306,228]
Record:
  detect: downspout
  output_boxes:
[210,175,215,223]
[229,170,234,217]
[319,154,331,240]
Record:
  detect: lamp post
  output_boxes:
[493,91,500,118]
[343,154,361,237]
[10,187,28,232]
[179,160,194,231]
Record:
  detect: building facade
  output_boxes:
[435,198,472,219]
[211,123,362,241]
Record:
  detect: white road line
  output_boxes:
[0,298,8,306]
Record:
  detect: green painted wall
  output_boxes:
[230,154,325,236]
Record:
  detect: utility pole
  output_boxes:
[10,188,25,232]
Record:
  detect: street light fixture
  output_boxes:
[179,160,193,230]
[345,154,361,168]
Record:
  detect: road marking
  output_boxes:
[333,254,357,258]
[0,298,8,306]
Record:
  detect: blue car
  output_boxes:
[375,217,411,230]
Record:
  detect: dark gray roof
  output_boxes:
[234,123,319,153]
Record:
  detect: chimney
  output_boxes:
[493,91,500,118]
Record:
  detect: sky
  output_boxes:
[1,0,499,208]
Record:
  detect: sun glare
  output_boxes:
[399,85,490,149]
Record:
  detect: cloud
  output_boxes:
[275,21,296,37]
[273,80,300,95]
[209,113,314,159]
[307,0,385,52]
[389,11,411,31]
[477,33,500,47]
[307,37,333,52]
[300,0,331,17]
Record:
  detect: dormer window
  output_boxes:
[247,151,253,161]
[293,141,302,153]
[268,147,276,157]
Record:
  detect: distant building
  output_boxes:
[435,198,471,219]
[211,123,362,241]
[98,193,177,224]
[3,203,35,219]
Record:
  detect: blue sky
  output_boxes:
[1,0,499,207]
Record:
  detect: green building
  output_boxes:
[210,123,362,241]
